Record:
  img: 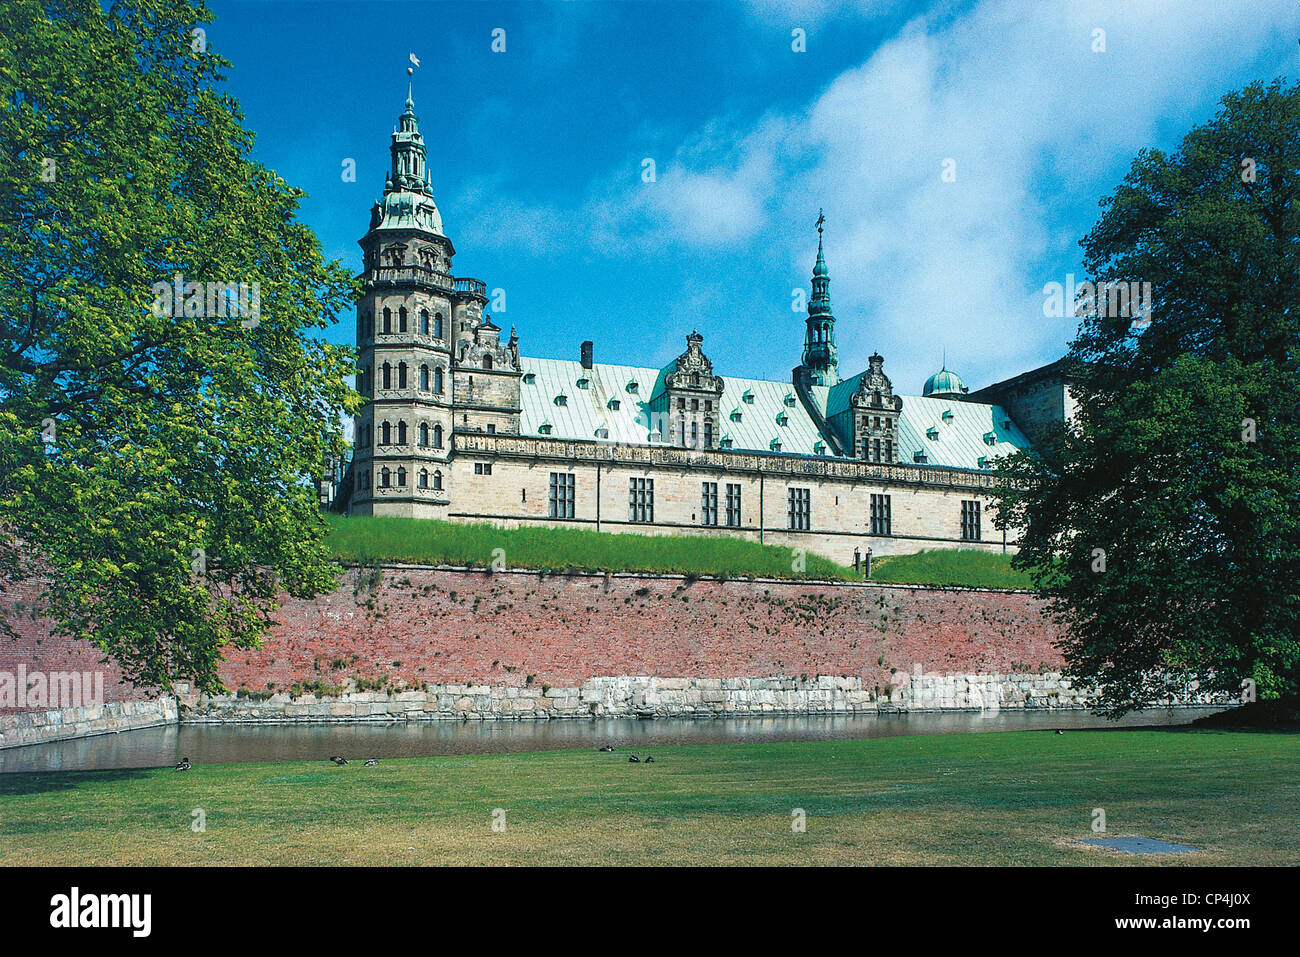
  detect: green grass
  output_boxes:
[323,514,859,580]
[2,730,1295,865]
[870,548,1034,589]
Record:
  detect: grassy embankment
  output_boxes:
[2,729,1294,865]
[322,514,1034,589]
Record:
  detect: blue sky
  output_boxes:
[210,0,1295,394]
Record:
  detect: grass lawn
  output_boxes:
[870,548,1034,589]
[322,515,1034,589]
[2,729,1294,865]
[323,513,859,580]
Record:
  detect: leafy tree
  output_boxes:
[994,79,1300,716]
[0,0,361,693]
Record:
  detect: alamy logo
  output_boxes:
[49,887,151,937]
[150,271,260,328]
[0,666,103,709]
[1042,273,1152,326]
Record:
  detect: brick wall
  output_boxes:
[218,567,1064,695]
[0,576,152,714]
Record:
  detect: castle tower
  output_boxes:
[349,75,488,517]
[800,211,841,387]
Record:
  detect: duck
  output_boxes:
[644,756,654,763]
[329,755,348,765]
[598,745,614,752]
[1055,730,1065,735]
[628,755,640,763]
[364,759,378,766]
[174,757,192,771]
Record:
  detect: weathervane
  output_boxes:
[816,208,825,236]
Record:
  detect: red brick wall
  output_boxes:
[4,568,1066,709]
[219,568,1064,694]
[0,576,147,713]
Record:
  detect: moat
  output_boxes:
[0,706,1226,774]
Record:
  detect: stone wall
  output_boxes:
[180,672,1225,724]
[0,697,177,750]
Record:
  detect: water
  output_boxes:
[0,706,1226,775]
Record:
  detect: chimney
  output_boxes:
[580,340,593,369]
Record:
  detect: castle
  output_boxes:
[329,87,1077,563]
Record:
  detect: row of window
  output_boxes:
[358,467,444,491]
[364,362,446,395]
[538,473,981,538]
[359,421,445,450]
[361,306,445,339]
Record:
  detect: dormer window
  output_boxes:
[983,431,997,445]
[577,377,590,389]
[770,438,782,452]
[942,409,954,422]
[814,442,826,455]
[626,380,639,393]
[731,409,742,422]
[1002,419,1012,430]
[776,412,789,426]
[595,427,610,439]
[720,436,734,449]
[926,427,939,440]
[539,423,553,435]
[914,451,928,463]
[784,393,796,407]
[523,372,536,384]
[977,456,991,468]
[608,398,621,410]
[555,393,568,406]
[743,390,754,404]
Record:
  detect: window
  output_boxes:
[701,482,718,526]
[474,462,493,475]
[382,362,392,390]
[433,470,442,490]
[396,467,407,487]
[380,467,391,488]
[433,424,443,448]
[418,469,428,489]
[434,367,444,394]
[704,421,713,448]
[483,355,494,370]
[874,438,881,462]
[380,421,391,445]
[884,439,893,462]
[555,393,567,406]
[539,423,553,435]
[398,362,407,389]
[870,494,892,536]
[787,488,811,531]
[914,450,928,463]
[382,307,391,334]
[626,380,638,393]
[486,424,496,434]
[420,310,429,335]
[608,398,620,410]
[549,473,575,519]
[397,420,407,445]
[961,500,982,541]
[690,422,698,447]
[629,478,654,523]
[420,365,429,391]
[725,483,742,527]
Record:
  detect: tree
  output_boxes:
[0,0,362,693]
[993,79,1300,716]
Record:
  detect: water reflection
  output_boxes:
[0,706,1227,775]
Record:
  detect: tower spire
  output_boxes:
[802,209,840,386]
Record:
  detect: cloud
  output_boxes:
[453,0,1294,388]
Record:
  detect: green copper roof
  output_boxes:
[517,353,1030,469]
[923,366,968,397]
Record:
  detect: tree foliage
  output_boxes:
[0,0,361,693]
[993,79,1300,715]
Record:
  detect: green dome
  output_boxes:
[923,366,968,398]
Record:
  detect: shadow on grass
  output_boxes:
[0,767,157,797]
